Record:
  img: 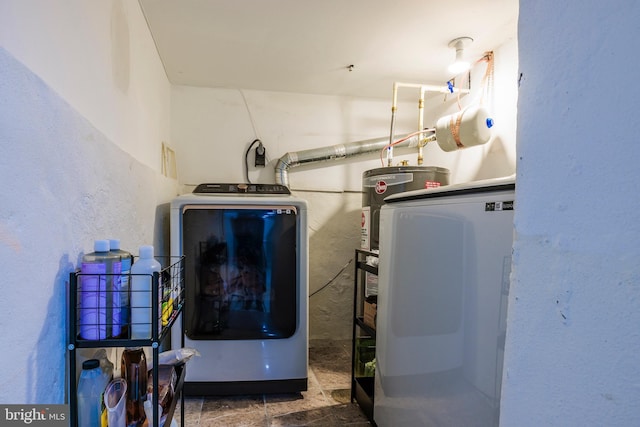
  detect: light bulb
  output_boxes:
[447,37,473,75]
[448,60,471,74]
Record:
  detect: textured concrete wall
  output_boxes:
[301,191,362,340]
[501,1,640,425]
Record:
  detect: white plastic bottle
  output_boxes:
[110,239,133,338]
[77,358,110,427]
[130,245,161,339]
[80,240,122,339]
[92,348,114,382]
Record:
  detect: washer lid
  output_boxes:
[193,183,291,195]
[384,174,515,203]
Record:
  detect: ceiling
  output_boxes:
[138,0,518,100]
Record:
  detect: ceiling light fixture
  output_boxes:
[448,37,473,75]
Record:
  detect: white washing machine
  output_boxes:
[374,176,515,426]
[170,183,308,395]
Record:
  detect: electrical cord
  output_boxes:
[244,139,262,184]
[309,258,353,298]
[240,89,264,184]
[239,89,260,140]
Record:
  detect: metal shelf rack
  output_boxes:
[67,255,185,427]
[351,249,378,426]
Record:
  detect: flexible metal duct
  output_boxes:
[275,134,421,187]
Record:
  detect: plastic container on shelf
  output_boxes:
[121,348,148,427]
[80,240,123,340]
[143,398,164,427]
[110,239,134,338]
[93,348,114,381]
[77,359,110,427]
[75,348,114,387]
[130,245,162,339]
[104,378,127,427]
[94,349,114,427]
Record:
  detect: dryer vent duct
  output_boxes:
[275,134,421,188]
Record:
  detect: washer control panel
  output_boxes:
[193,183,291,195]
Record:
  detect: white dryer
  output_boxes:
[170,183,308,395]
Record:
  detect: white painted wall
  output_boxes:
[0,0,169,171]
[0,1,175,404]
[171,86,418,191]
[170,39,518,339]
[501,1,640,425]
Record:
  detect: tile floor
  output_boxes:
[175,339,372,426]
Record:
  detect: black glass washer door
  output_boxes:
[182,204,298,340]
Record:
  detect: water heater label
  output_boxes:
[485,201,514,211]
[424,180,442,189]
[363,173,414,189]
[361,207,371,250]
